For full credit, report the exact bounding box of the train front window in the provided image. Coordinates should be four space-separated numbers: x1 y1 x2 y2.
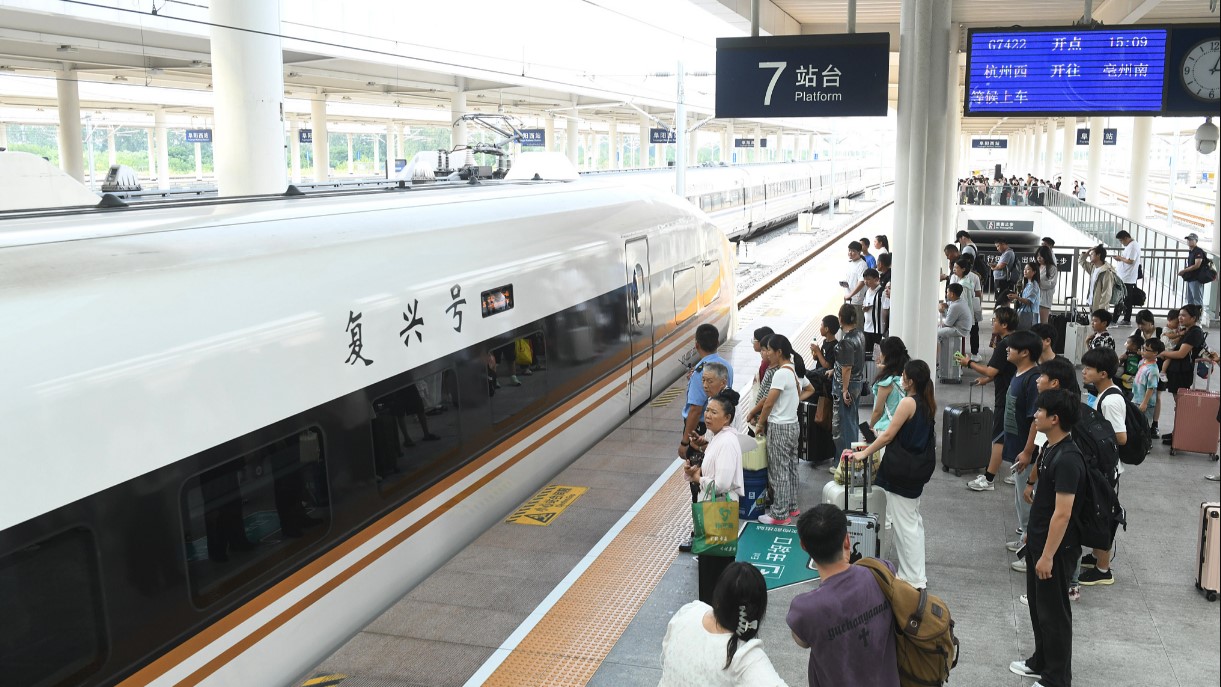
0 527 107 687
371 370 463 496
180 428 330 607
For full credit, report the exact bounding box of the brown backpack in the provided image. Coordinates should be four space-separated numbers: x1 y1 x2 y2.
855 558 960 687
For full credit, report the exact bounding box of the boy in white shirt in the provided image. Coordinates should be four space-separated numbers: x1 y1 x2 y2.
1079 347 1125 588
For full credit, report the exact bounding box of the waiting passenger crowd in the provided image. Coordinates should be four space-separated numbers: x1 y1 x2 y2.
657 231 1217 687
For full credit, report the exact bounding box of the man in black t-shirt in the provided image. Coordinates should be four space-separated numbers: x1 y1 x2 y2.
961 306 1020 492
1179 233 1207 306
1009 389 1084 687
1159 304 1208 445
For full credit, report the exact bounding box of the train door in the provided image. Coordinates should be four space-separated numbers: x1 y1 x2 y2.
626 239 653 412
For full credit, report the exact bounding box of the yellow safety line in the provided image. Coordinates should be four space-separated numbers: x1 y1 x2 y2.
481 470 691 686
301 674 346 687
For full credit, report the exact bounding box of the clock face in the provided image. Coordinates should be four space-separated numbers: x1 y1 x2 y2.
1181 38 1221 101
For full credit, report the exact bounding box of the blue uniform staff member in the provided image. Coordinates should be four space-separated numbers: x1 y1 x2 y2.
1010 389 1085 687
678 323 732 552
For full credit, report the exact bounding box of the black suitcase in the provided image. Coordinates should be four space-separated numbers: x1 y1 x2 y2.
798 400 836 463
1049 312 1069 354
941 384 993 476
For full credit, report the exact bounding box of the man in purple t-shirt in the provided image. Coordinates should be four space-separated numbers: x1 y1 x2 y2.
787 504 900 687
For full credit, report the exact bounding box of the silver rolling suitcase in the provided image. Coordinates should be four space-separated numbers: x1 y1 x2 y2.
845 456 881 561
938 336 963 384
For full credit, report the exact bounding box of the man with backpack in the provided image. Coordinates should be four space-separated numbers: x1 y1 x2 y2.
1078 245 1122 315
1009 389 1085 687
1079 347 1149 587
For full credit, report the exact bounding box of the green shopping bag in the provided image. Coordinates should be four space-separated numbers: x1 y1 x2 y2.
692 485 740 557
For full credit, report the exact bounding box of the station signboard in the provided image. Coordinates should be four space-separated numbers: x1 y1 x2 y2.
519 129 545 147
650 128 677 144
715 33 890 118
972 139 1008 149
299 128 313 144
185 129 212 144
967 218 1036 232
1076 128 1119 145
734 138 755 148
965 25 1220 116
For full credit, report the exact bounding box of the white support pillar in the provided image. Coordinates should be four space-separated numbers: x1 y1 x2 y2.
395 122 405 159
721 128 730 164
0 122 8 150
209 0 286 196
1032 124 1044 178
725 123 735 164
945 45 962 224
609 120 619 169
106 127 116 166
452 80 468 150
1127 117 1152 222
891 0 952 364
637 113 650 167
566 116 579 166
346 133 354 174
546 114 557 155
194 142 203 181
1086 116 1103 203
687 113 698 164
154 106 170 189
146 129 156 181
311 94 329 182
753 125 762 164
1043 118 1055 180
1061 117 1075 185
55 69 84 182
289 120 301 183
372 129 380 176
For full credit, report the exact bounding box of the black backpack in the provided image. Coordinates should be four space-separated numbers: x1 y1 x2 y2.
1072 402 1119 479
1074 456 1128 551
1099 387 1152 466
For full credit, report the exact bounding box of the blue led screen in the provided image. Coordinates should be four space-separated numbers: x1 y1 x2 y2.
965 28 1168 115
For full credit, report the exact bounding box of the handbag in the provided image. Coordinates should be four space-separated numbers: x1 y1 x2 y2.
814 395 832 428
742 435 768 471
514 339 533 366
692 485 739 557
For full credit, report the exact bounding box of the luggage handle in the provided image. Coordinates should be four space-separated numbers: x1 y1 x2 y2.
842 447 872 513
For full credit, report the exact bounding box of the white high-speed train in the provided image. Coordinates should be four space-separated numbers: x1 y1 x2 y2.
0 159 868 687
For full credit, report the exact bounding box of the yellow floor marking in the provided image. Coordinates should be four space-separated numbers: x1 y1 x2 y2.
484 470 690 686
301 674 346 687
505 485 590 526
648 386 684 408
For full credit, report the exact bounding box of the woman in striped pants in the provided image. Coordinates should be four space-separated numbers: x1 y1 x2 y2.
753 334 813 526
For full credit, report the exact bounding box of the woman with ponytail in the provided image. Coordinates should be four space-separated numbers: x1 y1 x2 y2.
751 334 813 526
851 359 936 589
658 562 788 686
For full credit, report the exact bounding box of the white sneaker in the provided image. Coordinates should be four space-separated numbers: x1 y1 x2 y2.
1002 473 1017 485
1011 558 1027 573
971 353 983 362
966 475 995 491
1006 539 1024 552
1019 594 1028 606
1008 660 1041 679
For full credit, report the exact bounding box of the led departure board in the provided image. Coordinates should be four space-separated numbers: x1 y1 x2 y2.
964 28 1168 116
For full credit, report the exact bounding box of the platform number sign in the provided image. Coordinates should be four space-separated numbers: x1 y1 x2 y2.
716 33 889 118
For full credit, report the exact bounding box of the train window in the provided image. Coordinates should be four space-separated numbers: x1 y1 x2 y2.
371 370 463 496
673 267 698 323
180 428 330 607
700 260 721 307
488 333 549 425
481 284 514 318
0 527 107 687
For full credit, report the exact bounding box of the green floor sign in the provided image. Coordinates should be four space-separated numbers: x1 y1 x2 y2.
736 521 820 590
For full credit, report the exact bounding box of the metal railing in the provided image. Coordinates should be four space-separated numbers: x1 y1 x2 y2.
1041 188 1218 319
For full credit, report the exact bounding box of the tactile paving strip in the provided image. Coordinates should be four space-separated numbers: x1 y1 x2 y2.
481 469 691 687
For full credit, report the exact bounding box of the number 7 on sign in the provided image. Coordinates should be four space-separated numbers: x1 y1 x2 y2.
759 61 787 106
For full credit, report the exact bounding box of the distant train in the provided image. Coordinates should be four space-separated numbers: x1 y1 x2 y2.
583 160 875 239
0 158 872 686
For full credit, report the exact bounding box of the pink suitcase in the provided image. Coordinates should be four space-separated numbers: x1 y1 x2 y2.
1170 389 1220 459
1197 502 1220 602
